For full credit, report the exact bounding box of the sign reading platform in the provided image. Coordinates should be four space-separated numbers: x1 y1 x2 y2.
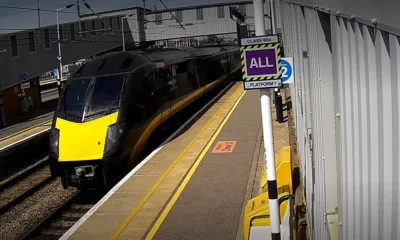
240 35 282 90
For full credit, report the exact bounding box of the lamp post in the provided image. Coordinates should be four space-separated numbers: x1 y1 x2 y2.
56 4 75 94
121 14 134 51
0 49 6 128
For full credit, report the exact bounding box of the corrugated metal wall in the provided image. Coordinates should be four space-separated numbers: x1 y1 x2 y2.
279 0 400 239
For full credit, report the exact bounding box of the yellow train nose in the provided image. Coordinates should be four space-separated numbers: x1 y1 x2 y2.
55 112 119 161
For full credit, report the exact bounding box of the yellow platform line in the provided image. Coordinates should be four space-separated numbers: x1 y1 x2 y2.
145 89 247 239
111 83 243 239
0 120 52 142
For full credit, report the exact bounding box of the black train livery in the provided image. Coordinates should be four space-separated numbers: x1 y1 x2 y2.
49 45 241 190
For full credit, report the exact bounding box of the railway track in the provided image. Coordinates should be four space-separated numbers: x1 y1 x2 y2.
0 158 53 215
21 191 102 240
0 157 49 192
0 159 96 240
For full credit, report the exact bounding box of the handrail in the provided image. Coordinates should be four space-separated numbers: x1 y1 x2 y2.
248 194 294 240
279 194 294 240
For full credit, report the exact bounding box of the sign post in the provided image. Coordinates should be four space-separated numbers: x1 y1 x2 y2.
250 0 281 239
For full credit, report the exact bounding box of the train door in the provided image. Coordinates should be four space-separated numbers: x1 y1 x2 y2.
156 65 171 122
168 65 180 115
139 65 160 124
187 60 200 90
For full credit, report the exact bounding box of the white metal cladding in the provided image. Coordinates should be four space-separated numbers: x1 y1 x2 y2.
279 0 400 239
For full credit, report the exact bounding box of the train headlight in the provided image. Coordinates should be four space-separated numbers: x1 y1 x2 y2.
49 128 60 156
104 122 125 153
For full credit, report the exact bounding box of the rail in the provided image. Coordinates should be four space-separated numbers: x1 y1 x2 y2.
248 194 295 240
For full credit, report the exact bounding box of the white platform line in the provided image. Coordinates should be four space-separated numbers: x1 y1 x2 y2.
0 128 51 152
60 82 235 240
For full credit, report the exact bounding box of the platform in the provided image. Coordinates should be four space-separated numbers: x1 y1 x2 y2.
0 112 53 151
61 82 290 240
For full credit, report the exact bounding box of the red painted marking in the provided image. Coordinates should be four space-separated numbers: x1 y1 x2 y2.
212 141 237 153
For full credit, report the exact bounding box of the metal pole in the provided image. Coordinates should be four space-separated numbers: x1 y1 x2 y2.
270 0 283 122
77 0 82 35
37 0 40 28
57 10 62 95
253 0 280 239
270 0 277 106
122 17 125 51
270 0 276 34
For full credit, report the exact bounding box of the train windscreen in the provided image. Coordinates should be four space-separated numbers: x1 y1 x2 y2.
85 74 125 117
63 78 91 119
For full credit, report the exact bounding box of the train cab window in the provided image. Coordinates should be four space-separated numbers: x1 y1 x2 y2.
85 74 126 117
63 78 91 118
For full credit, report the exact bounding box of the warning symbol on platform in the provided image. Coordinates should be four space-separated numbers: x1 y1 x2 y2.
212 141 237 153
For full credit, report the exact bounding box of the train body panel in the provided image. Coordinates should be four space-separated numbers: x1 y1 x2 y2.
49 45 242 190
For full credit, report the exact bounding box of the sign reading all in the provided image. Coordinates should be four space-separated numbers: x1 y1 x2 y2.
240 34 282 90
244 48 279 77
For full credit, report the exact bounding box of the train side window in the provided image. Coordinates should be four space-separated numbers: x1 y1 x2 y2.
176 62 187 74
153 70 164 91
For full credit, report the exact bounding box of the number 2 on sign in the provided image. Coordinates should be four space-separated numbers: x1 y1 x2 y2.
282 66 288 78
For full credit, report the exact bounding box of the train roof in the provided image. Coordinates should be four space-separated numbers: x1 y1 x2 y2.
70 45 239 78
135 45 238 64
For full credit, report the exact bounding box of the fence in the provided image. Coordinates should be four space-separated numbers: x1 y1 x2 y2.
278 0 400 239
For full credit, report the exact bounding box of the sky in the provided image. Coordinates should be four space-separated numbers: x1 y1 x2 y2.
0 0 244 34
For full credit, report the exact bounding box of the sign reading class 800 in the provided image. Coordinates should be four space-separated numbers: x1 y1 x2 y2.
240 35 282 89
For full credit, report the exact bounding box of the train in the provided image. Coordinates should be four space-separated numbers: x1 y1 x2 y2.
49 45 241 190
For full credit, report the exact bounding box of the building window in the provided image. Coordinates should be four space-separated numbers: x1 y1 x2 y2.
70 24 76 41
59 25 63 41
109 17 113 29
175 10 183 22
101 21 105 33
44 28 51 49
155 13 162 25
196 8 204 20
117 17 121 30
81 22 86 38
238 4 246 14
217 6 225 18
10 35 18 58
28 31 35 53
92 20 96 36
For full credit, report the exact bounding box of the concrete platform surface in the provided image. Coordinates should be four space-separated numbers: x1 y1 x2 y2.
61 82 268 240
0 112 53 150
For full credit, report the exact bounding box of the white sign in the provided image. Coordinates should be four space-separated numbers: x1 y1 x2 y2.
241 35 279 46
281 57 294 84
243 80 282 90
21 82 30 89
53 68 59 80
